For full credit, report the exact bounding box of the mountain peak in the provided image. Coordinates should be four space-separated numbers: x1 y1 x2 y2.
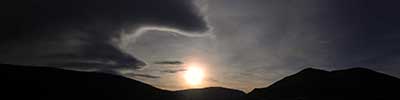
298 67 329 74
283 67 331 81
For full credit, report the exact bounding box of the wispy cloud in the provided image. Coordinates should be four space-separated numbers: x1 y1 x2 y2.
154 61 184 65
161 69 187 73
125 73 161 79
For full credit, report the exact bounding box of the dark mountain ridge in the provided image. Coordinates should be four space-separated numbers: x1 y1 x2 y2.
248 67 400 100
2 64 399 100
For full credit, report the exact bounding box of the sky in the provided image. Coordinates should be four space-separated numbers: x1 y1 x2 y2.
1 0 400 92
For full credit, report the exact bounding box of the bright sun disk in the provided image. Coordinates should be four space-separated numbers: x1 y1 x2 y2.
184 65 204 86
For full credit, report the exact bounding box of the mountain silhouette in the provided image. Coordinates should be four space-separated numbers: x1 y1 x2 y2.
2 64 400 100
248 68 400 100
1 64 245 100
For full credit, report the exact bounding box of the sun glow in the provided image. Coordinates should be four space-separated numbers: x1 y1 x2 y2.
184 64 205 86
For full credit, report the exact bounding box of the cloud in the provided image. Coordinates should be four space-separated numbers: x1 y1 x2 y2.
125 73 161 79
116 26 215 53
161 69 187 73
0 0 209 72
118 26 214 43
154 61 184 65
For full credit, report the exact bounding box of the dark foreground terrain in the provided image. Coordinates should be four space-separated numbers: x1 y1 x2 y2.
2 64 399 100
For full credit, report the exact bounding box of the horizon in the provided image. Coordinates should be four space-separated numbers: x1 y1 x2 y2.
3 63 395 93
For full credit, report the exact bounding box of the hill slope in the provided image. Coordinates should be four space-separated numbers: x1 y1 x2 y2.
2 64 170 100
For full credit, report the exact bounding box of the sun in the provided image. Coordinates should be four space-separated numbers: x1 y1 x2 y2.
184 65 205 86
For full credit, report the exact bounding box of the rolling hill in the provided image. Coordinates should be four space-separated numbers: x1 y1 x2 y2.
1 64 245 100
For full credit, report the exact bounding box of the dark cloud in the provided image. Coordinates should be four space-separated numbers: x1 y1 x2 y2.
0 0 207 71
154 61 184 65
161 69 186 73
125 73 160 79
